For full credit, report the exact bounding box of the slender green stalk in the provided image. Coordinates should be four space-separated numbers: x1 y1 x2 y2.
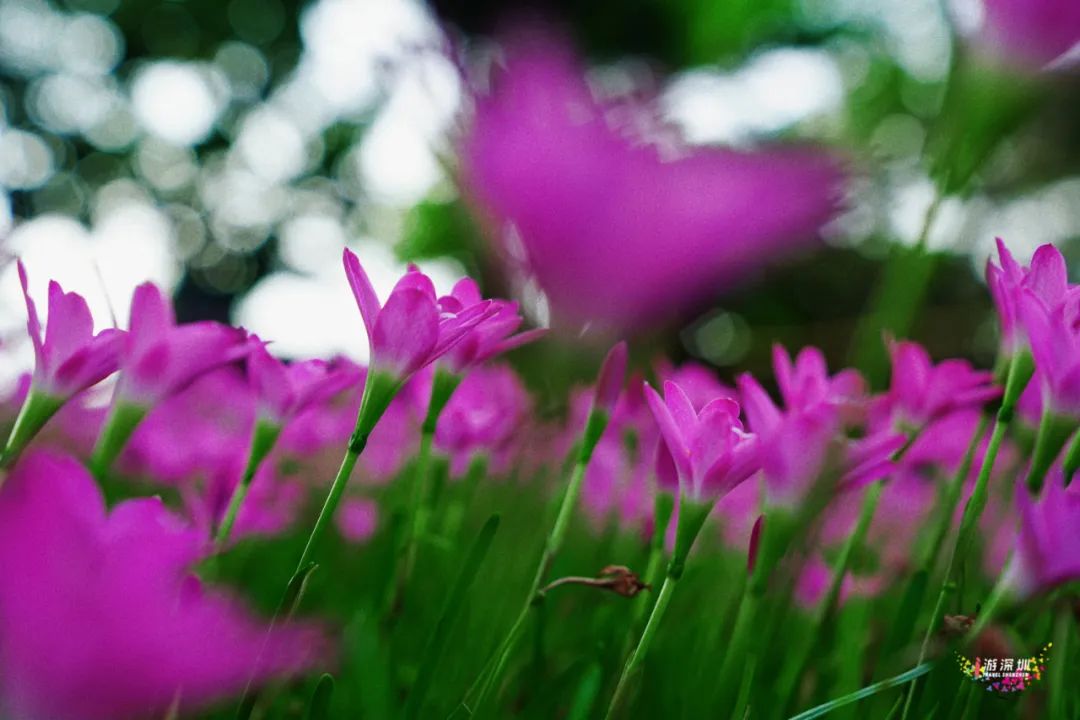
1050 604 1071 720
789 662 936 720
214 420 281 549
294 433 365 575
0 389 62 470
469 460 589 716
919 414 990 573
1025 411 1077 494
603 572 678 720
775 481 884 713
89 401 147 478
899 407 1011 720
402 429 435 579
405 515 500 720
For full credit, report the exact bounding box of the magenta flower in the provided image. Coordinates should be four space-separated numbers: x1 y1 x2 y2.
460 31 845 333
737 345 866 432
877 340 999 429
16 261 124 400
986 239 1072 357
0 451 327 720
117 283 251 408
343 249 494 382
336 497 379 544
644 380 759 505
436 277 545 374
1016 288 1080 418
434 365 531 477
1002 467 1080 598
977 0 1080 69
247 341 356 426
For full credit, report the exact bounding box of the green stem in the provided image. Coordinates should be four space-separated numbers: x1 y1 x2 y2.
0 389 62 469
89 400 147 478
214 420 281 550
919 414 990 573
404 515 500 720
1050 604 1071 720
402 429 435 581
776 481 884 713
899 406 1010 720
1025 411 1076 495
789 662 936 720
469 459 591 716
603 572 678 720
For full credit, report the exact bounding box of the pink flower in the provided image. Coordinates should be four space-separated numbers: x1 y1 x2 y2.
460 30 845 333
342 249 493 381
436 277 545 374
247 341 356 426
17 261 124 400
1017 288 1080 417
0 451 327 720
1003 467 1080 598
434 365 531 477
737 345 866 431
644 380 759 504
986 239 1072 357
336 497 379 544
738 348 898 509
117 283 252 408
977 0 1080 69
877 340 999 429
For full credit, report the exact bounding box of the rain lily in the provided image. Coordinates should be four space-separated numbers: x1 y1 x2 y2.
1002 467 1080 598
247 341 356 427
875 340 1000 430
0 451 326 720
434 365 531 478
2 263 124 466
977 0 1080 69
645 380 759 508
986 239 1072 359
91 283 253 475
436 277 545 375
460 30 845 333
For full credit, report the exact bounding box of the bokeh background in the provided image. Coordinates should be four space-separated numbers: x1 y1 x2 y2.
2 0 1079 397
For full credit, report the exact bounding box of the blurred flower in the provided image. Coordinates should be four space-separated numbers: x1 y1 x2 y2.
738 345 866 432
16 261 124 401
336 497 379 544
116 283 251 408
434 365 531 477
977 0 1080 69
1017 288 1080 418
874 340 999 429
460 30 845 333
1003 467 1080 598
986 239 1072 358
0 451 326 720
247 341 357 426
644 380 759 504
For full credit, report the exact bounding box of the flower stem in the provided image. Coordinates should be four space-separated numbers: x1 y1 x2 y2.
89 400 147 479
603 571 678 720
469 460 589 716
899 404 1010 720
776 480 884 713
0 389 62 470
789 662 936 720
214 420 281 550
1050 603 1071 720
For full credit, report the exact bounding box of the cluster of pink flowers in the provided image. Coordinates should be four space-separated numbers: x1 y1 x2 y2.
5 235 1080 715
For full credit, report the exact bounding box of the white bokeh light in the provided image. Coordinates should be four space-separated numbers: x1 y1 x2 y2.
131 61 224 146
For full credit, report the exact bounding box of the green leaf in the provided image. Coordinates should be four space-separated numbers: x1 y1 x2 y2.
405 514 501 720
305 674 335 720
